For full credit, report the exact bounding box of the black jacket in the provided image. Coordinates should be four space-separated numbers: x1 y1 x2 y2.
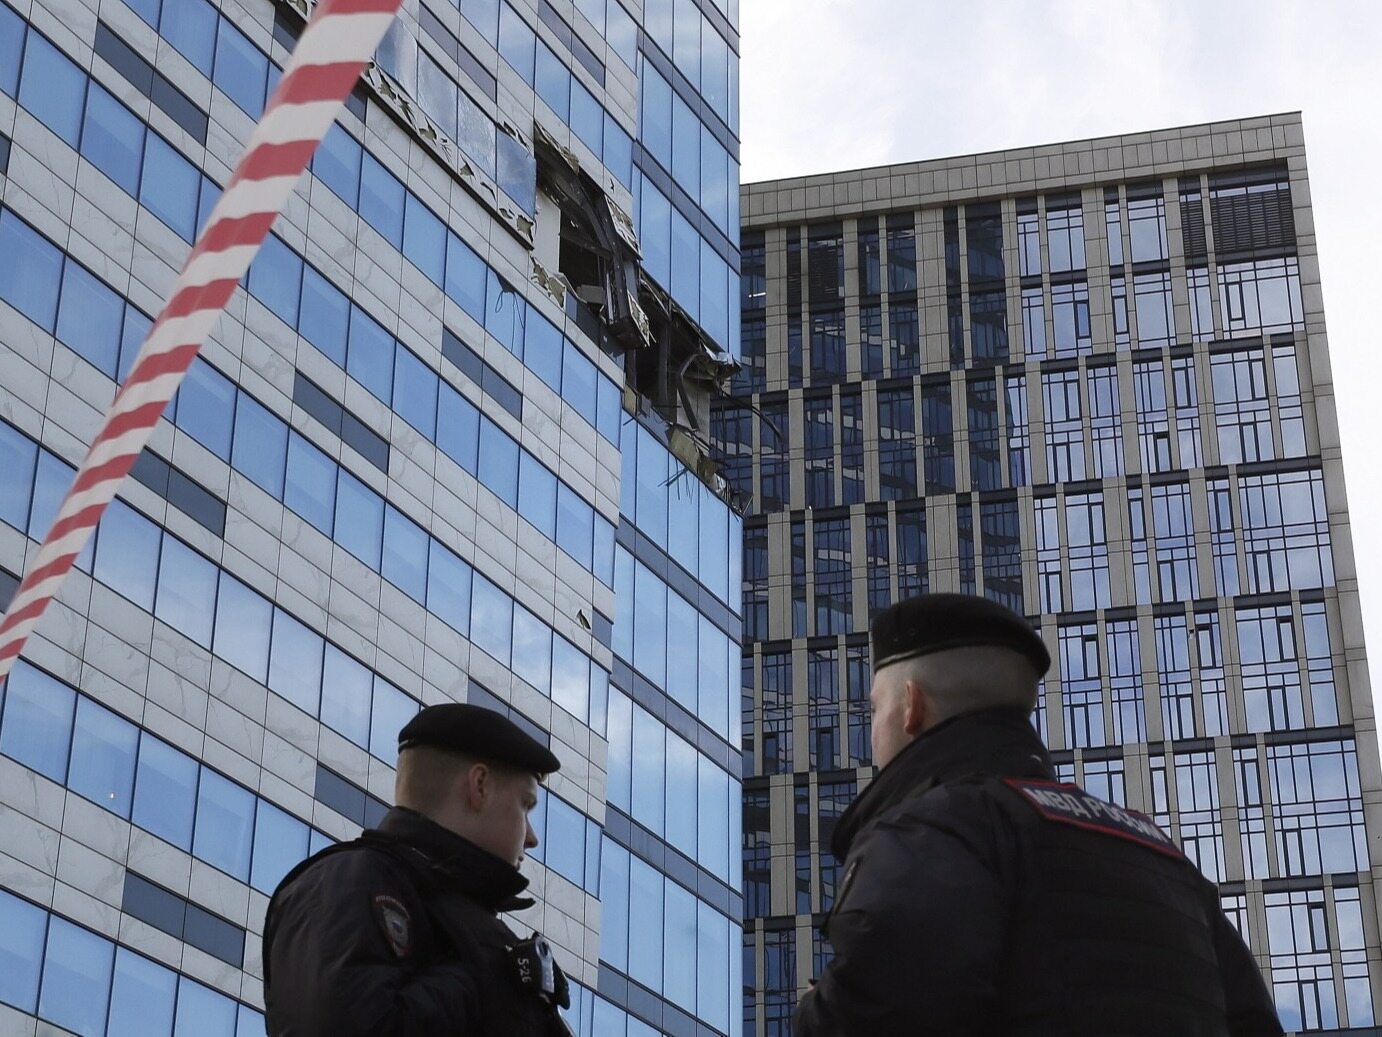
794 708 1283 1036
262 807 560 1036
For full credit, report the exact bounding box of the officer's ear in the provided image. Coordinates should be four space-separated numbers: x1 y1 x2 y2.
901 678 931 736
462 761 493 810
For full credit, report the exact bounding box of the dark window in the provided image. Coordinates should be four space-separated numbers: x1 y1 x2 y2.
921 378 955 493
877 385 916 500
1210 167 1295 256
968 377 1001 491
966 202 1004 283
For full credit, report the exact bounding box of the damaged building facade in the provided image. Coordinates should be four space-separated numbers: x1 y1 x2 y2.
0 0 742 1032
718 117 1382 1035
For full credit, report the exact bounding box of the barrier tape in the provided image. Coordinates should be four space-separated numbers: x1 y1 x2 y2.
0 0 403 683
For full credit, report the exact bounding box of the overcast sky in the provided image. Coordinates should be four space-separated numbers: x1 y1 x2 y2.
739 0 1382 702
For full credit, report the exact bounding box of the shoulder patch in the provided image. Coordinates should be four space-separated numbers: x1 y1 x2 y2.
1003 779 1184 861
372 894 413 958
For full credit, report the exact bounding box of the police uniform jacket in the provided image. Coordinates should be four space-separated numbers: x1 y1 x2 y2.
263 806 559 1036
793 707 1283 1036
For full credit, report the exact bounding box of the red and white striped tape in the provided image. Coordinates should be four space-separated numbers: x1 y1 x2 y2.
0 0 402 684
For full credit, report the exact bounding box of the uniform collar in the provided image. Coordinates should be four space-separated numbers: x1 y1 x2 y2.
830 707 1053 861
371 807 534 912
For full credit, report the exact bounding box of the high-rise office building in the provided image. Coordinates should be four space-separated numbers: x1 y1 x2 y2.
0 0 743 1032
719 115 1381 1035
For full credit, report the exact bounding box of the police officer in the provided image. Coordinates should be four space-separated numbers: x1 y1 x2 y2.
263 703 572 1036
794 593 1283 1036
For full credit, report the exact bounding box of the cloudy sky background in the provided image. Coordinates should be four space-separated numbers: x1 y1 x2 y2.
738 0 1382 701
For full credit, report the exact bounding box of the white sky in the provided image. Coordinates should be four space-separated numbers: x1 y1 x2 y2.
739 0 1382 704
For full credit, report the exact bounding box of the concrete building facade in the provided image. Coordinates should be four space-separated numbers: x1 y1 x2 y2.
718 115 1382 1036
0 0 744 1032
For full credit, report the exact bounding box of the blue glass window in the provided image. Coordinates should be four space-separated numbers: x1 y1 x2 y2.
562 341 597 422
19 33 86 147
697 756 730 881
299 266 350 365
232 394 288 498
534 41 569 120
511 606 552 691
213 575 273 683
193 769 255 881
570 79 603 157
250 799 309 894
56 261 124 377
247 234 303 327
0 210 63 330
284 433 337 533
640 65 672 172
313 123 361 206
639 182 671 289
672 0 701 85
359 153 405 249
550 635 588 721
556 482 593 569
484 269 526 358
437 384 480 473
237 1005 267 1037
0 3 24 97
335 468 384 568
402 194 446 285
701 128 729 231
698 614 729 738
39 917 114 1037
140 134 200 241
671 94 700 198
477 419 519 507
518 452 557 538
196 175 219 237
545 795 585 884
670 209 700 319
267 609 324 716
321 644 372 746
0 661 75 782
369 677 417 765
177 360 236 460
497 4 535 84
607 1 637 69
393 348 438 439
213 20 268 118
161 0 217 74
444 233 487 322
0 890 45 1013
347 306 395 401
605 685 632 808
119 308 152 384
82 85 144 195
174 977 237 1037
665 592 698 712
68 696 138 817
382 505 429 603
664 731 697 857
700 242 729 345
108 948 177 1037
460 0 499 40
525 313 563 391
425 544 471 636
154 537 218 647
132 736 198 849
0 421 37 530
597 841 629 970
470 573 513 664
627 856 664 989
29 452 76 549
594 516 615 587
631 704 665 833
603 113 633 190
662 878 697 1010
634 426 668 545
696 900 731 1029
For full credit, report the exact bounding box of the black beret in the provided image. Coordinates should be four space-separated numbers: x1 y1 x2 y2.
398 704 561 775
870 593 1050 676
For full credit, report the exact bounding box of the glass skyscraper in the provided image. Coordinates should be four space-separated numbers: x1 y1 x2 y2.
719 115 1382 1035
0 0 742 1032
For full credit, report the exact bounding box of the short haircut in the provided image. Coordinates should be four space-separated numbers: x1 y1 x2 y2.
897 645 1040 723
393 745 531 814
